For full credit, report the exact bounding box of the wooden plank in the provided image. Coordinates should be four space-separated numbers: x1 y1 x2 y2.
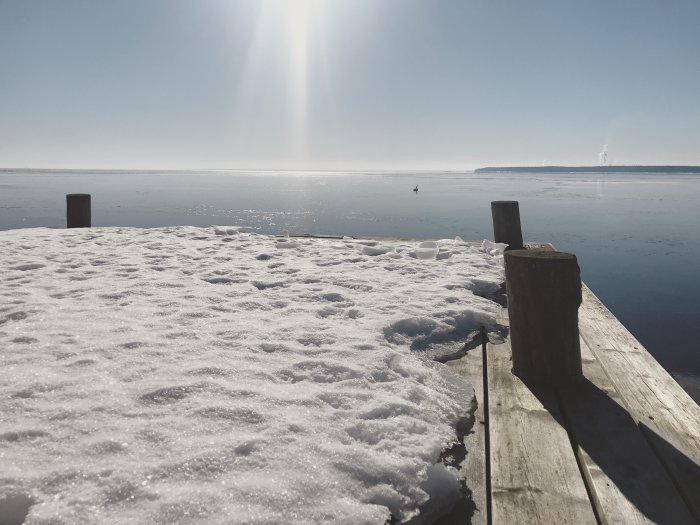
487 311 597 525
559 337 695 524
578 285 700 521
445 346 488 525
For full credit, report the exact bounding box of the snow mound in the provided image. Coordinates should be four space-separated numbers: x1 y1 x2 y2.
0 227 504 524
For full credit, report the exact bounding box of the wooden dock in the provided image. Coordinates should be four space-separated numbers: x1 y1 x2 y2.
446 284 700 524
287 235 700 523
55 197 699 523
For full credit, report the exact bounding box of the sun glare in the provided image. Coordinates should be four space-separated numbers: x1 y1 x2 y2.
232 0 319 164
288 0 315 39
286 0 317 161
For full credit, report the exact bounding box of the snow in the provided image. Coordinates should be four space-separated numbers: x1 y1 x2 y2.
0 227 505 524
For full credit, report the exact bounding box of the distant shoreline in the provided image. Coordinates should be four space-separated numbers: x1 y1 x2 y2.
475 166 700 174
4 166 700 175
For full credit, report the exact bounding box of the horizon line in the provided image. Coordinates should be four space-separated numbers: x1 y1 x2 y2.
3 164 700 174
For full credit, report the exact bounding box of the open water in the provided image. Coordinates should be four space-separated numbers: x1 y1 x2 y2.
1 169 698 397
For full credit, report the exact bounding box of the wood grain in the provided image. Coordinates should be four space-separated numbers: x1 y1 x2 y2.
487 316 596 525
578 284 700 521
445 347 488 525
559 337 695 524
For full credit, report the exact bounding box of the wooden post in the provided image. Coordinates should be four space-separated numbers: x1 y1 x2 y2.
66 194 91 228
491 201 523 249
504 249 583 386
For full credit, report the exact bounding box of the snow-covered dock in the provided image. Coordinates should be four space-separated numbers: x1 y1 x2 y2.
0 227 504 524
1 227 698 524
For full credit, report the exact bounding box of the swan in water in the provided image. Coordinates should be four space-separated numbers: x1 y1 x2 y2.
413 185 419 193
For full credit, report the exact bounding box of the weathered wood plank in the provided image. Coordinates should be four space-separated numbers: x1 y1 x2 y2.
559 337 695 524
578 284 700 521
504 249 583 385
445 347 488 525
487 312 596 525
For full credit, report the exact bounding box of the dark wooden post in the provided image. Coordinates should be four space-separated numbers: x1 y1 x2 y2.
491 200 523 249
504 249 583 386
66 194 91 228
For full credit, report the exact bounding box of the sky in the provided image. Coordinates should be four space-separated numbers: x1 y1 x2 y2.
1 0 699 171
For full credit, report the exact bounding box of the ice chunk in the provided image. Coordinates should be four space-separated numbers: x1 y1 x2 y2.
275 240 300 249
213 226 248 236
415 241 438 260
481 239 508 256
361 245 395 256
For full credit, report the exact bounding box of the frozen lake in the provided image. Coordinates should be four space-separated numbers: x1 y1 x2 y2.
1 169 699 392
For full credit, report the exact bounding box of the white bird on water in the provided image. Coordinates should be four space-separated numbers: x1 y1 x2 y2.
413 185 419 193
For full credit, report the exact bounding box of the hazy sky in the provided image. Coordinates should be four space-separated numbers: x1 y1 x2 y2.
1 0 699 170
